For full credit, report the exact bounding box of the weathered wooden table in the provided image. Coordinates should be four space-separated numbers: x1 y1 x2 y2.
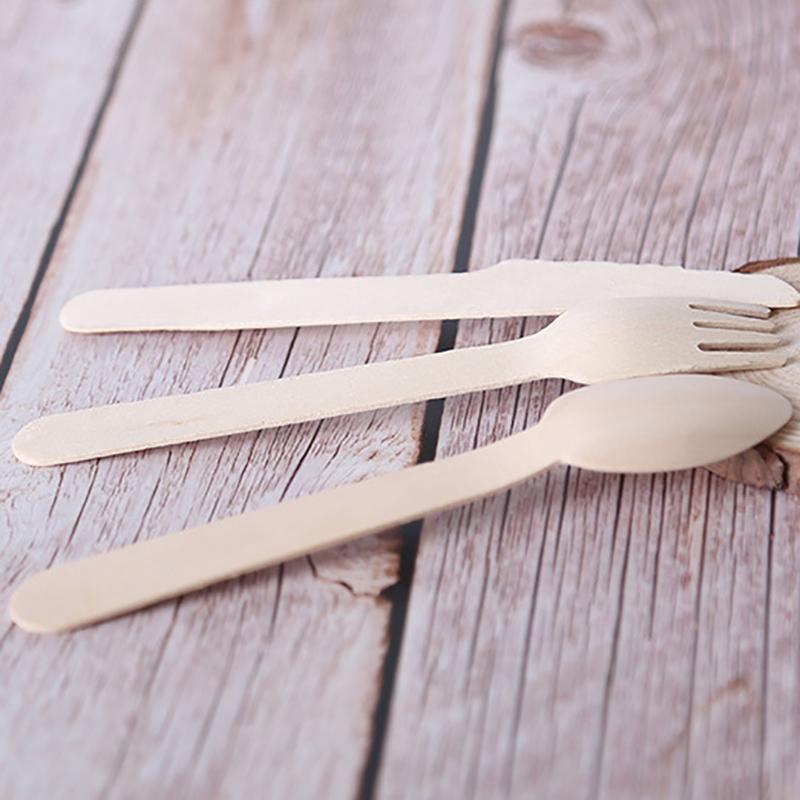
3 1 800 797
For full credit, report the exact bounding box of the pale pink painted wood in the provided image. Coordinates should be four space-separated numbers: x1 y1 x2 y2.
0 0 502 796
5 0 800 797
380 0 800 798
0 0 139 349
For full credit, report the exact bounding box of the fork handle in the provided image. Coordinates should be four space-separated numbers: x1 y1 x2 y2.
13 335 553 467
10 424 557 633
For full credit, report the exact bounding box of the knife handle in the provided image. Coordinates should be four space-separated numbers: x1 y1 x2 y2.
60 261 541 332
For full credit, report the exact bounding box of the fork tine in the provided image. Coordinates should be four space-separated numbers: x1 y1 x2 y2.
688 300 771 319
693 315 776 332
697 348 788 372
697 329 782 351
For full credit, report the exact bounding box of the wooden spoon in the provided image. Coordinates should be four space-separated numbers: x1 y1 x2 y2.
9 375 791 634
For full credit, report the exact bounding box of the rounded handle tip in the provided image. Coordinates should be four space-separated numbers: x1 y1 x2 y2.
11 421 60 467
9 577 66 635
59 291 108 333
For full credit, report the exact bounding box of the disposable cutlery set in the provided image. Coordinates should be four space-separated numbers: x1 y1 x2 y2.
9 259 800 633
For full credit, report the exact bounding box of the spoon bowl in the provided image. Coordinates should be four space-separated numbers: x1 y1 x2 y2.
544 374 791 472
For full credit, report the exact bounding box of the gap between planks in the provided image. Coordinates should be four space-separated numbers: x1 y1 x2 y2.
0 0 147 392
357 1 514 795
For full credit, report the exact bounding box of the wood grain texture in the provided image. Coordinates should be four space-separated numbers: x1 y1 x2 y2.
380 1 800 798
0 0 502 796
707 259 800 493
0 0 139 353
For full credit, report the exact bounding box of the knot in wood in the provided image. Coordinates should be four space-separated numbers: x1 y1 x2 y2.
514 21 605 67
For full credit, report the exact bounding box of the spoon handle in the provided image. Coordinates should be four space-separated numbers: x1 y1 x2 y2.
10 425 557 633
58 259 799 333
13 335 551 467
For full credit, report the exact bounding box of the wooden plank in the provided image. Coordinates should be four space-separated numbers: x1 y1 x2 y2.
0 0 502 796
380 0 800 797
0 0 139 354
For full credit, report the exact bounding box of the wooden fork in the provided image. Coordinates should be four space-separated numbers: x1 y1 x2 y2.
13 297 786 467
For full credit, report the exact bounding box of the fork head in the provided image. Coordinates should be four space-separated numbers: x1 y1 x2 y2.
548 296 786 384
